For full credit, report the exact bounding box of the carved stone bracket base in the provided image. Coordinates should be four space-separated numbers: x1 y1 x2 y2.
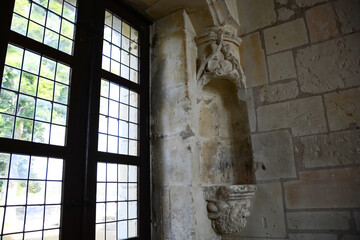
203 185 256 235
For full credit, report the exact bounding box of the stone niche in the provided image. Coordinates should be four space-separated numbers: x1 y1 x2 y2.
196 25 256 236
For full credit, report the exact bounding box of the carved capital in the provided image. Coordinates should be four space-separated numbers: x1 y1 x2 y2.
196 26 246 91
204 185 256 235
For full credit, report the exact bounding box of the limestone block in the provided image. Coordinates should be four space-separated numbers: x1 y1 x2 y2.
169 187 196 239
267 51 297 82
284 167 360 209
240 32 268 88
276 0 289 4
289 233 337 240
301 129 360 168
237 0 276 34
305 3 338 43
234 183 286 238
342 235 360 240
152 187 171 239
238 88 257 133
252 130 296 180
264 19 308 55
151 84 191 136
278 7 295 21
257 96 327 136
151 135 193 187
295 0 328 7
355 211 360 231
296 33 360 94
334 0 360 34
287 211 351 230
259 81 299 104
325 88 360 131
146 0 205 20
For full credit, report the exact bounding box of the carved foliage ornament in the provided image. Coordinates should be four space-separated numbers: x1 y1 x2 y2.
204 185 256 235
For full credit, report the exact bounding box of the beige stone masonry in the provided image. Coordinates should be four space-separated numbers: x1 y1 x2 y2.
259 80 299 103
234 183 286 238
334 0 360 34
296 33 360 94
278 7 295 21
289 233 337 240
240 32 268 88
264 18 308 55
325 87 360 131
295 0 328 7
301 129 360 168
257 96 327 136
342 235 360 240
237 0 276 35
267 51 297 82
287 211 351 230
355 211 360 231
252 130 296 180
284 167 360 209
305 3 338 43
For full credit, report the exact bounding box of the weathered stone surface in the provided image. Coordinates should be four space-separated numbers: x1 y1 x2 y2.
305 3 338 43
264 19 308 54
240 32 268 88
296 33 360 94
295 0 328 7
287 211 351 230
355 211 360 231
267 51 297 82
259 81 298 103
224 237 287 240
234 183 286 238
289 233 337 240
278 7 295 21
301 129 360 168
238 88 257 133
334 0 360 34
237 0 276 34
325 88 360 131
342 235 360 240
252 130 296 180
284 167 360 209
257 96 327 136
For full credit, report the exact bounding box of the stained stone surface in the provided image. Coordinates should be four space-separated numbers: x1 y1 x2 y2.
295 0 328 7
289 233 337 240
324 88 360 131
252 130 296 180
259 81 298 103
301 129 360 168
287 211 351 230
296 33 360 94
355 211 360 231
264 19 308 54
257 96 327 136
267 51 297 82
278 7 295 21
334 0 360 34
342 235 360 240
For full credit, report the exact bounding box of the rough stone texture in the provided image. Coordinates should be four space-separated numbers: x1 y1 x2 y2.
287 211 351 230
284 167 360 209
276 0 289 5
342 235 360 240
264 18 308 54
301 129 360 168
355 211 360 231
305 3 338 43
237 0 277 34
289 233 337 240
334 0 360 34
257 96 327 136
267 51 297 82
238 89 257 133
259 81 299 103
296 33 360 94
234 183 287 238
240 32 269 88
325 88 360 131
252 130 296 180
278 7 295 21
295 0 328 7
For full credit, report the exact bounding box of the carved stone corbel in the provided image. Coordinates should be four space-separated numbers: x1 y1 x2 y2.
196 26 246 92
203 185 256 235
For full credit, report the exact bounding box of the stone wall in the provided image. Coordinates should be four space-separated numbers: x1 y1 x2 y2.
150 0 360 239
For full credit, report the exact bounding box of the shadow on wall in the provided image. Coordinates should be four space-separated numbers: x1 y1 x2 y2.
199 79 255 185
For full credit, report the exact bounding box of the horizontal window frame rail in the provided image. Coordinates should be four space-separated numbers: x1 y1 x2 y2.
101 69 140 92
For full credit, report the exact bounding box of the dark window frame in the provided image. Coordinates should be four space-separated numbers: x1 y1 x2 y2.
0 0 151 239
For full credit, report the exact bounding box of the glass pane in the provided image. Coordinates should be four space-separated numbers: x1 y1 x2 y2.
5 44 24 69
59 36 73 55
107 163 117 182
0 89 18 114
97 183 105 202
106 222 116 240
30 3 46 25
7 180 27 205
98 133 107 152
99 115 108 134
46 181 62 204
118 202 127 220
119 104 128 121
52 103 67 125
128 183 137 200
49 0 63 15
97 163 106 181
25 206 44 231
106 202 116 221
23 50 41 75
128 219 137 238
47 158 63 180
25 231 42 240
35 99 52 122
0 114 15 138
33 121 50 143
3 206 25 234
108 117 118 136
17 94 36 118
118 183 127 201
2 66 21 91
61 19 74 39
128 165 137 182
122 22 130 38
0 153 11 177
103 41 111 57
96 224 105 240
128 201 137 219
14 0 31 18
44 29 59 48
106 183 117 201
27 181 46 204
56 63 71 84
20 72 38 96
46 11 61 32
105 11 112 26
28 21 44 42
54 83 69 104
0 180 8 205
113 16 121 32
10 154 29 179
129 123 137 140
44 229 59 240
14 117 33 141
112 30 121 47
50 124 66 146
63 2 76 22
96 203 105 223
44 205 61 228
118 165 127 182
109 82 119 101
11 14 28 36
38 78 54 100
119 138 128 155
40 57 56 80
118 221 127 239
29 156 47 179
